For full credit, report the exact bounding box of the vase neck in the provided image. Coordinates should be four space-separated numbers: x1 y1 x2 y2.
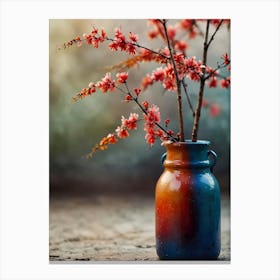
164 141 211 169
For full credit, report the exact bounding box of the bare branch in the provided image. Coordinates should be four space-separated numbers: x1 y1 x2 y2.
182 80 195 117
162 19 185 142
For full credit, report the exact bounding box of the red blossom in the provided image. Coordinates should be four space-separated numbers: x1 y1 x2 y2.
163 78 176 91
188 71 201 81
164 119 170 126
121 113 139 130
108 28 138 55
133 88 141 96
96 73 116 93
144 104 161 146
126 43 137 55
179 19 198 38
106 133 118 144
115 126 129 138
115 112 139 138
167 26 176 40
205 66 218 77
116 72 128 83
95 133 118 153
210 19 222 26
145 133 156 145
175 40 188 51
164 63 175 78
147 19 165 40
66 19 230 153
220 77 230 88
146 104 160 123
167 129 174 136
129 32 138 43
147 30 158 39
100 29 106 42
209 103 221 117
189 30 197 38
125 95 132 102
115 28 126 41
81 27 107 48
152 67 165 81
139 49 155 62
88 82 95 88
142 101 149 110
222 53 230 65
72 82 96 102
180 19 193 29
141 74 154 90
108 41 119 51
208 77 218 88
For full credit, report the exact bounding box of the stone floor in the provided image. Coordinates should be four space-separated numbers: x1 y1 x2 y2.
49 193 230 262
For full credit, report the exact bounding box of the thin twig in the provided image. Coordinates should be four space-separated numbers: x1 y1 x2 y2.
122 82 178 142
206 20 224 49
204 61 230 80
105 37 170 60
182 80 195 117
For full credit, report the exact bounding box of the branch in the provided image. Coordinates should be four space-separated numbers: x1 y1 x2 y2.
162 19 185 142
206 20 224 49
204 61 230 80
182 80 195 117
59 33 170 61
191 20 210 142
105 37 170 60
122 82 178 142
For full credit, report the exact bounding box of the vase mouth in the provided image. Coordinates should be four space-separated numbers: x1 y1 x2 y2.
163 139 210 146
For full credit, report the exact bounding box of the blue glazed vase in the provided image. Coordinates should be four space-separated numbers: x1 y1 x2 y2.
155 140 221 260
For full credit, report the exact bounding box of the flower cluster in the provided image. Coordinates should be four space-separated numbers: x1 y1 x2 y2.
144 104 162 145
61 19 230 156
96 73 116 93
142 104 174 145
83 27 106 48
72 73 117 102
116 113 139 138
87 113 139 158
220 77 231 88
116 72 129 83
142 55 204 92
179 19 199 38
108 28 138 55
71 82 96 102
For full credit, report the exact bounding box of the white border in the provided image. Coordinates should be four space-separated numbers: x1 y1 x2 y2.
1 1 280 279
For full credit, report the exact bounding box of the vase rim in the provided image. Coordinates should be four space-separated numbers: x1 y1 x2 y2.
163 139 210 146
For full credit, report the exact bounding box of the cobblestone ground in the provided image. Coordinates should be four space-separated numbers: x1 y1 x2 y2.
49 194 230 262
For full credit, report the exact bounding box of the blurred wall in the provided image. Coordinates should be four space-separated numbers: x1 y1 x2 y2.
49 19 230 195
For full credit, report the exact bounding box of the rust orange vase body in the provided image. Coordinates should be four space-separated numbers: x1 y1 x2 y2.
155 140 221 260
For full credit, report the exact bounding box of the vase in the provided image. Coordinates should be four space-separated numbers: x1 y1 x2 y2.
155 140 221 260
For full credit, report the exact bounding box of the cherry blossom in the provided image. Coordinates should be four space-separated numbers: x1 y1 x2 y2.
220 77 230 88
115 126 129 139
96 73 116 93
208 77 218 88
62 19 230 155
116 72 128 83
222 53 230 65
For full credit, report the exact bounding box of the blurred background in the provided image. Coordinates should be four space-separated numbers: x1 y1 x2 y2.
49 19 230 197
